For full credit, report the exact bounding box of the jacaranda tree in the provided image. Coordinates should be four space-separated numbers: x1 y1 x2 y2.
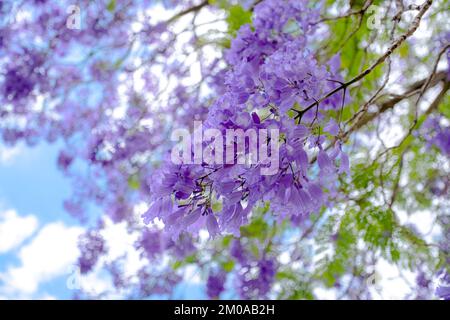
1 0 449 299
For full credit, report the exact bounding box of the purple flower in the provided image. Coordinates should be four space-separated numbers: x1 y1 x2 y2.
324 119 340 136
434 269 450 300
231 239 248 265
422 116 450 157
206 210 220 238
206 270 227 299
238 258 276 299
436 281 450 300
2 50 46 102
77 230 106 274
137 229 165 259
57 150 74 171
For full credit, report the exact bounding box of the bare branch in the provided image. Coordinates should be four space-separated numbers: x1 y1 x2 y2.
293 0 434 118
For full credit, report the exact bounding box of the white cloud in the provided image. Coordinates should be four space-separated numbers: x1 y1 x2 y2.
72 218 146 299
314 287 337 300
369 258 415 300
101 219 139 261
0 145 23 165
184 265 202 285
0 222 83 296
0 214 148 299
0 210 38 254
76 268 115 298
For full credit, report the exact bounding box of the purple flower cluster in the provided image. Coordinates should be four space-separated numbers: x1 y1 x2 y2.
77 230 107 274
137 228 195 260
436 272 450 300
206 270 227 299
238 258 277 299
2 49 47 104
227 239 277 299
142 0 350 240
422 116 450 157
3 0 446 300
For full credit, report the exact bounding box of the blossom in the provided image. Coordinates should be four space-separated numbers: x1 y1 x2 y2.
238 258 276 299
77 230 107 274
206 270 227 299
436 272 450 300
422 116 450 157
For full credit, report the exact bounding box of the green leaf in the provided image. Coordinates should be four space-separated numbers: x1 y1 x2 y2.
399 43 409 58
107 0 116 12
221 260 235 272
208 0 230 9
221 235 233 247
439 94 450 119
172 261 182 270
240 217 268 240
349 0 367 9
276 271 295 281
185 254 197 263
226 5 252 36
212 200 223 213
128 174 140 190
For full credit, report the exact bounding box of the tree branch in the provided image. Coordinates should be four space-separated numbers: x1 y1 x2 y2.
166 0 209 24
345 70 447 136
293 0 434 118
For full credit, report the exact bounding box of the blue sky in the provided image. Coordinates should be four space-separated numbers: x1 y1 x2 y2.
0 142 420 300
0 0 212 299
0 142 73 225
1 0 436 301
0 141 208 299
0 142 82 299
